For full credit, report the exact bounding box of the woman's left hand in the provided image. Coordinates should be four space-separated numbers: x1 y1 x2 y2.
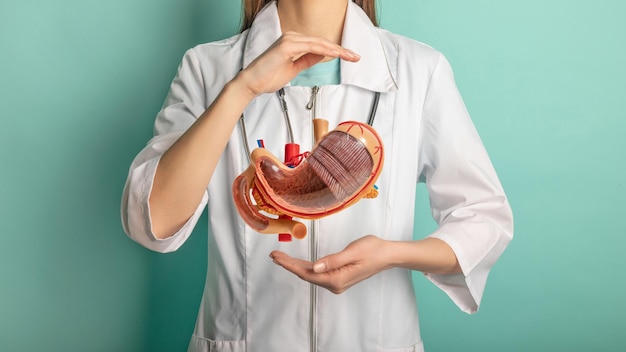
270 235 394 294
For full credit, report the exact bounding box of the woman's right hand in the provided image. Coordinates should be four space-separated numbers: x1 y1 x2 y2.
149 32 359 239
234 31 360 98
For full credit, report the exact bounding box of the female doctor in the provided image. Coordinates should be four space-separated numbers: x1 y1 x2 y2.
121 0 513 351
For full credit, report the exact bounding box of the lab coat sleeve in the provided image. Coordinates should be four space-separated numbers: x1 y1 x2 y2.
417 54 514 314
121 48 209 253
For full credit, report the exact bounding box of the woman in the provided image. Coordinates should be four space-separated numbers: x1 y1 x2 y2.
121 0 513 351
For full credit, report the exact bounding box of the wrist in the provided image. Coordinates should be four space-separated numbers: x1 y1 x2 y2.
389 238 461 275
384 239 406 269
229 70 258 103
369 236 401 271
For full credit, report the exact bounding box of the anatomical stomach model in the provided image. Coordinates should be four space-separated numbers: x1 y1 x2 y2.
232 119 384 240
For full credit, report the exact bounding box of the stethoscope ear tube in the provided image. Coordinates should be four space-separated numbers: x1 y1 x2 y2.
367 92 380 126
239 89 381 157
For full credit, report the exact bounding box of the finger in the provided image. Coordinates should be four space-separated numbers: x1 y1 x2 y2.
271 251 356 294
277 33 361 62
292 53 325 72
313 249 356 273
270 251 314 278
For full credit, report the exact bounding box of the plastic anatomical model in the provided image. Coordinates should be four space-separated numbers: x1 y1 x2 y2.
232 118 384 240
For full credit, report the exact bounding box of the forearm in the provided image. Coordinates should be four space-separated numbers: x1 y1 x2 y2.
147 33 360 239
149 77 255 239
387 237 462 275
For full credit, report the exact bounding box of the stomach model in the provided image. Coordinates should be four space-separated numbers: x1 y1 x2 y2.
232 119 384 240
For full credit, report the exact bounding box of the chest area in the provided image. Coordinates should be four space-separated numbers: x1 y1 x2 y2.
241 86 394 160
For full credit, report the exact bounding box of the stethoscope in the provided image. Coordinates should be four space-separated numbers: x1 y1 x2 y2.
238 86 381 164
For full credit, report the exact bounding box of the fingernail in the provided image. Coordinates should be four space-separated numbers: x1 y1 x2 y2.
313 262 326 273
347 50 360 59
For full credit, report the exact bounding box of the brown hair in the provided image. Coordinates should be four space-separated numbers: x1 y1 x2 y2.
241 0 378 32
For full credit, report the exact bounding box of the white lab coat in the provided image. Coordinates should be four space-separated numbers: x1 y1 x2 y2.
121 2 513 351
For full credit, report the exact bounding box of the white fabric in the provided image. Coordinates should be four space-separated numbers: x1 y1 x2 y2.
121 1 513 351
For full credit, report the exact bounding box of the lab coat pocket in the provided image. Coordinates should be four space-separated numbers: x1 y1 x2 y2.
187 335 246 352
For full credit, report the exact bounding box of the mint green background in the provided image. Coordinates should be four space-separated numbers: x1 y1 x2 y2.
1 0 624 351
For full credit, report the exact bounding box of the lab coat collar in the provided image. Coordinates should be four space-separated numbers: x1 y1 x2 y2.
243 1 398 93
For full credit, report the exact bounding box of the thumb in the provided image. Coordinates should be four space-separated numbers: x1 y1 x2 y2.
292 53 325 72
313 250 354 273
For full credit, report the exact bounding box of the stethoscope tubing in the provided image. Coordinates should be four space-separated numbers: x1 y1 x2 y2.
239 88 381 161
